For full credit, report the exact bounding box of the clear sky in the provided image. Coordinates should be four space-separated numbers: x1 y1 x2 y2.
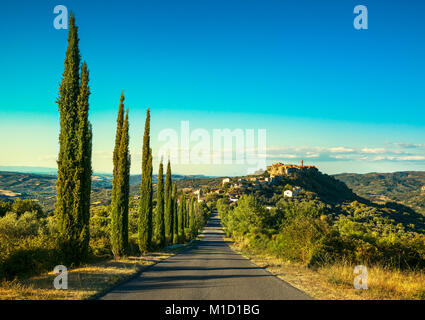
1 0 425 176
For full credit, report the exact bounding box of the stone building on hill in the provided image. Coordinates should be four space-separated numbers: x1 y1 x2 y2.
266 160 315 178
222 178 231 185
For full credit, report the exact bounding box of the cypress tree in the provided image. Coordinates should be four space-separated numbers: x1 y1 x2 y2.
112 92 125 196
187 198 191 237
194 202 200 232
185 197 189 228
172 182 178 244
56 13 92 265
189 197 196 238
167 186 174 245
111 94 130 257
138 109 153 253
76 62 92 259
154 160 165 247
164 160 173 244
178 193 186 243
121 110 130 253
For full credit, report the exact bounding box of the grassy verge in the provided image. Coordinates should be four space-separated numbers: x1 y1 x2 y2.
0 237 201 300
225 237 425 300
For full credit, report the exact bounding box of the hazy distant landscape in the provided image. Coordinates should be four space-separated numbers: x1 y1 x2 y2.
2 168 425 216
0 170 218 213
335 172 425 215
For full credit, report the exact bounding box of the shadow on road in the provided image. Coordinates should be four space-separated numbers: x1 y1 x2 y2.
100 213 313 300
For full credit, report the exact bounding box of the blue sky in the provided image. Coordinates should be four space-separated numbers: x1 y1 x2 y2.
1 0 425 176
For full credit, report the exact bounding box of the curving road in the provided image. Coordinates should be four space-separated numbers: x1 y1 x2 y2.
100 213 312 300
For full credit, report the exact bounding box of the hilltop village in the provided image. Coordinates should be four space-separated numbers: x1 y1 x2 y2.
184 161 317 205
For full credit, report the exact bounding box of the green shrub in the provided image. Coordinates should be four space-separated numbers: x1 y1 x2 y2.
227 195 268 238
89 207 112 257
0 201 12 217
0 245 59 280
0 212 59 279
11 198 44 218
269 215 330 265
222 195 425 270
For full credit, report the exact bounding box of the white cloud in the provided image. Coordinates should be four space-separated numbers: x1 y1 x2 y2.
361 148 386 154
268 153 298 159
264 143 425 164
306 152 320 158
37 154 57 161
391 142 425 149
372 156 386 161
397 156 425 161
329 147 354 153
93 150 112 159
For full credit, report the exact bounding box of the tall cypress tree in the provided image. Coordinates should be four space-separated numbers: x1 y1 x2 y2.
184 196 189 228
111 94 130 257
189 197 196 238
138 109 153 253
56 13 92 265
178 193 186 243
154 160 165 247
121 110 130 254
172 182 178 244
112 92 125 198
194 202 200 233
76 62 92 259
164 160 173 245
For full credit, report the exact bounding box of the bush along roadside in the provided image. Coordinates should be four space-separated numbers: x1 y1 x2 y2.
218 195 425 270
0 233 204 300
0 197 210 282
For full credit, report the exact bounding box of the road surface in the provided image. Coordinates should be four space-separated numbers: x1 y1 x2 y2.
101 213 312 300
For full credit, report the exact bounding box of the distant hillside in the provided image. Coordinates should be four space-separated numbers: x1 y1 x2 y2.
334 171 425 215
231 168 425 234
0 171 215 213
0 166 58 175
280 168 359 204
241 167 359 205
219 171 425 275
0 171 113 212
129 174 214 186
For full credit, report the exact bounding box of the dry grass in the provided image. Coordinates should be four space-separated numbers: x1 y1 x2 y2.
0 253 173 300
0 232 202 300
0 189 21 197
225 237 425 300
319 263 425 300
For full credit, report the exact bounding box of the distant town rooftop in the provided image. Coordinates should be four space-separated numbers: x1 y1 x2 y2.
266 160 315 177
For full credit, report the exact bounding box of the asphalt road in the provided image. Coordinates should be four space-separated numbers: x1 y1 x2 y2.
100 213 313 300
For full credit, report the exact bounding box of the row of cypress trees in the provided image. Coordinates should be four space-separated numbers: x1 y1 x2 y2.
152 158 184 248
111 102 199 257
176 193 200 243
154 159 202 248
55 13 92 265
56 13 204 264
134 107 201 253
110 92 130 257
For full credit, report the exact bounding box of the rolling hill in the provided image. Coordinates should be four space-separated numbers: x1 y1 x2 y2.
0 171 215 213
334 171 425 215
